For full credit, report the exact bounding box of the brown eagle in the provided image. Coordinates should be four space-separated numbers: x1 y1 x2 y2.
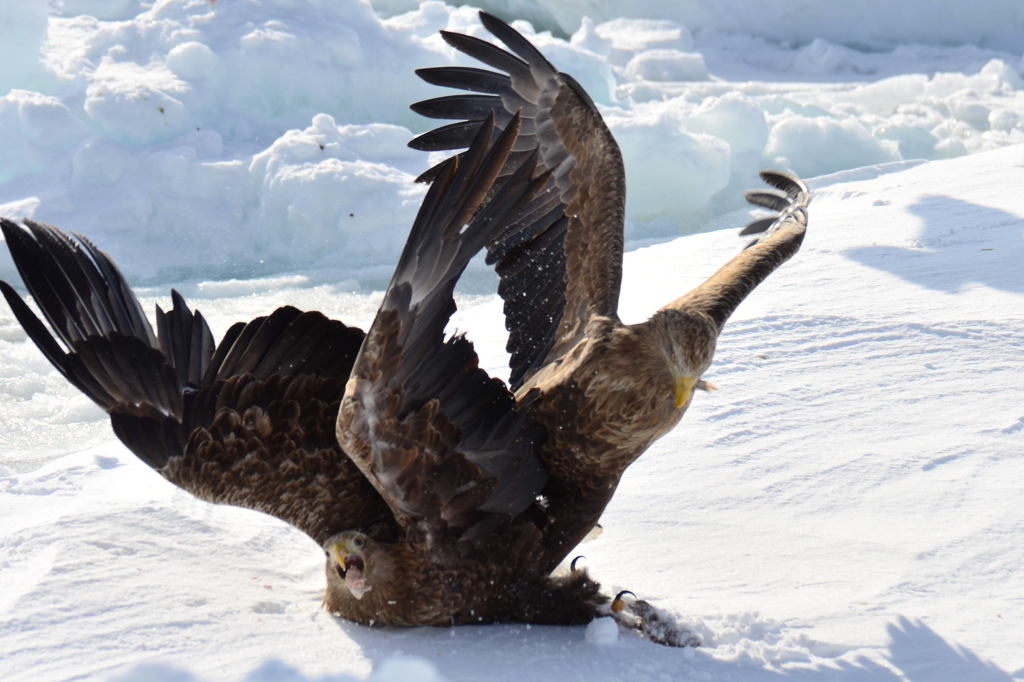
0 13 808 641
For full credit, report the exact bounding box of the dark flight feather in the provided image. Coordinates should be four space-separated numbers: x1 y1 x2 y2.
411 12 625 391
338 111 551 551
0 217 389 545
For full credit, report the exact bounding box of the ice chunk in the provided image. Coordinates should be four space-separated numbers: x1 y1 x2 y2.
570 17 612 58
0 91 90 183
687 93 769 156
593 17 694 67
611 112 730 219
626 50 708 82
84 59 199 145
248 115 425 270
839 74 928 117
166 42 218 81
792 38 881 77
55 0 144 21
0 1 49 93
989 109 1021 131
979 59 1024 91
72 137 130 186
594 18 694 53
948 96 990 127
766 115 900 178
875 124 940 160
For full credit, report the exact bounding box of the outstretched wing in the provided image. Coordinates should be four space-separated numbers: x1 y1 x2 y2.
0 218 393 545
410 11 626 391
662 170 810 330
338 112 549 554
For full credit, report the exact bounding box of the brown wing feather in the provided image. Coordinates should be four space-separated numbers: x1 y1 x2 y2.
546 83 625 357
338 113 550 554
662 171 810 330
0 218 392 545
410 12 626 390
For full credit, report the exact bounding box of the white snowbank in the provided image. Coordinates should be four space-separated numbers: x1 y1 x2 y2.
3 0 1024 284
417 0 1024 53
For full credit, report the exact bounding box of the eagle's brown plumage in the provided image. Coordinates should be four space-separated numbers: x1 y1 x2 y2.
407 12 810 573
0 12 809 637
0 225 395 547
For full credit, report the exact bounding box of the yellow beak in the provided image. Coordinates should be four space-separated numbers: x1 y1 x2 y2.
331 541 370 599
674 375 697 408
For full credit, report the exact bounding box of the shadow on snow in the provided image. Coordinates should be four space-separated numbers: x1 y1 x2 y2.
108 613 1018 680
844 195 1024 294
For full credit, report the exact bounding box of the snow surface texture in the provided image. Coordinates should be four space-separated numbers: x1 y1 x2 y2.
3 0 1024 284
2 0 1024 680
3 146 1023 681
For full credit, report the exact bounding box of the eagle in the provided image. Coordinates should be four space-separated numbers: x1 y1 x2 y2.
0 13 808 643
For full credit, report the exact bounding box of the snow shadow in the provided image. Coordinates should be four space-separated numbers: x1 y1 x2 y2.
102 615 1014 681
844 195 1024 293
327 614 1014 682
883 617 1015 682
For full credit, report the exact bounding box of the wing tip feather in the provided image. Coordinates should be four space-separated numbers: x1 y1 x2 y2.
740 169 810 242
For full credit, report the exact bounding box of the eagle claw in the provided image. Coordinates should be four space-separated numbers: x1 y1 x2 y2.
603 590 701 648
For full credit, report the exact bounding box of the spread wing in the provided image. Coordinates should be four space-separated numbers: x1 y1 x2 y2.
0 218 393 545
410 11 626 391
663 170 810 329
338 112 550 554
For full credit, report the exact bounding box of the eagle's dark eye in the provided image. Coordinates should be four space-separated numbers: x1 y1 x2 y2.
354 537 364 549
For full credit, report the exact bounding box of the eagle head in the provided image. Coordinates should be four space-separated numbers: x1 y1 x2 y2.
324 530 375 600
652 309 718 409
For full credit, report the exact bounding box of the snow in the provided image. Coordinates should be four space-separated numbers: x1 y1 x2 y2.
2 1 1024 680
4 0 1024 281
584 617 619 646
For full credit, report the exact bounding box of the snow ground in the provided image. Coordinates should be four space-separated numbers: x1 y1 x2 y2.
2 1 1024 681
3 140 1022 682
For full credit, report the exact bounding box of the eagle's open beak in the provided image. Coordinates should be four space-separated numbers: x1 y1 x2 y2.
331 541 372 600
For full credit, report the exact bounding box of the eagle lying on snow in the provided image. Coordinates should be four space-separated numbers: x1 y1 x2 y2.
0 13 809 643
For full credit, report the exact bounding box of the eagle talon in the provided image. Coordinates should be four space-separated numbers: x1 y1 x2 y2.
610 589 635 614
604 591 701 648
